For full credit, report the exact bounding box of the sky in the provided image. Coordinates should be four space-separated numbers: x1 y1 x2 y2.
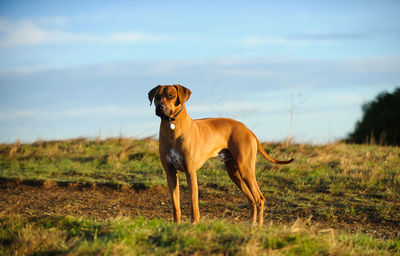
0 0 399 144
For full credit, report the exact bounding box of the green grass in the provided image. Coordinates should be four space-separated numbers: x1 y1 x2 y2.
1 216 399 256
0 138 165 187
1 138 400 255
2 138 398 196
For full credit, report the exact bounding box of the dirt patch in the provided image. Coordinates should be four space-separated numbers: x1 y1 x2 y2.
0 179 247 222
0 179 398 239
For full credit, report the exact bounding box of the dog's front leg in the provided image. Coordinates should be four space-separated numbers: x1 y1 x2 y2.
165 168 181 223
185 171 200 223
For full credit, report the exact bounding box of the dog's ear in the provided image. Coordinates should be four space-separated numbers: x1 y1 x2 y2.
148 85 161 106
174 85 192 105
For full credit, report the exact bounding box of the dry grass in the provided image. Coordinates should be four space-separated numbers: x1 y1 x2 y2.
1 216 399 255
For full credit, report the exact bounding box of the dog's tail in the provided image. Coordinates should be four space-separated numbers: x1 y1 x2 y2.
250 130 294 164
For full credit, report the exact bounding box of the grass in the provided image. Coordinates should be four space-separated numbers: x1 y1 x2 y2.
0 137 164 187
1 138 399 196
1 216 399 255
1 137 400 255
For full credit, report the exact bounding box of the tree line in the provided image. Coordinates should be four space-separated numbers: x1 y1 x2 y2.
347 87 400 146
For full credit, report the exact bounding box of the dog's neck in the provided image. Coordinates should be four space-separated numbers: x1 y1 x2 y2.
159 105 192 140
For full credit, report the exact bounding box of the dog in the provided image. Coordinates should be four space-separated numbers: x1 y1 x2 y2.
148 84 293 225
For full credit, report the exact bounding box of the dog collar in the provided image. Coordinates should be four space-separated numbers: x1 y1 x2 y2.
162 105 184 122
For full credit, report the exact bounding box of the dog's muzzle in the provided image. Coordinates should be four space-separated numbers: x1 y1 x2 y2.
155 104 184 121
156 104 172 120
155 104 164 117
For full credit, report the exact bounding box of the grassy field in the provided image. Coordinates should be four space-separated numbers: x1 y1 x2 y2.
1 137 399 255
2 215 399 255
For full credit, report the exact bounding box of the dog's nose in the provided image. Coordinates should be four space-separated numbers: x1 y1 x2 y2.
156 104 165 111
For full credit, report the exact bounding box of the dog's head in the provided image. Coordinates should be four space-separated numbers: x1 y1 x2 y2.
148 84 191 119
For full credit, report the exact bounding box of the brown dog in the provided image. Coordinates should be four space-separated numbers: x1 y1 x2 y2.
148 84 293 225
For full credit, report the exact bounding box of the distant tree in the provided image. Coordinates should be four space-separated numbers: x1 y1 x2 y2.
348 87 400 145
285 92 307 147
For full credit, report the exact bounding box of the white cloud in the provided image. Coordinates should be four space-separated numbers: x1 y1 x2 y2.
0 105 144 121
345 57 400 73
0 65 50 76
240 33 367 47
0 110 35 121
0 18 166 48
0 19 90 47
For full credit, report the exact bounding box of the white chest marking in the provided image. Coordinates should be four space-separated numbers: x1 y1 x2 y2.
166 149 184 170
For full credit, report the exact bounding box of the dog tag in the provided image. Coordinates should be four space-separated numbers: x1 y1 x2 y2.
170 123 175 130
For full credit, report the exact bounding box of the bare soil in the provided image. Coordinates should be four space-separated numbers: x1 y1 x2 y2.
0 179 248 222
0 179 398 239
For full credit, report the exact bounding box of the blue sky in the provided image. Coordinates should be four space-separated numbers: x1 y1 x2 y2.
0 0 399 143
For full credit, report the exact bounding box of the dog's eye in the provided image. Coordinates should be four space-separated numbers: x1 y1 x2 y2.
155 95 161 100
168 94 175 99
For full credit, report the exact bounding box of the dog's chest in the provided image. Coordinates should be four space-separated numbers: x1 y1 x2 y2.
166 149 185 170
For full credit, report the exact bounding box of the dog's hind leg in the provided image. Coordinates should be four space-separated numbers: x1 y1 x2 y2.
237 161 265 226
232 139 265 225
224 159 257 225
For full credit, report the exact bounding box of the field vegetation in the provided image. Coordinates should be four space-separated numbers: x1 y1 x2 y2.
1 137 399 255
